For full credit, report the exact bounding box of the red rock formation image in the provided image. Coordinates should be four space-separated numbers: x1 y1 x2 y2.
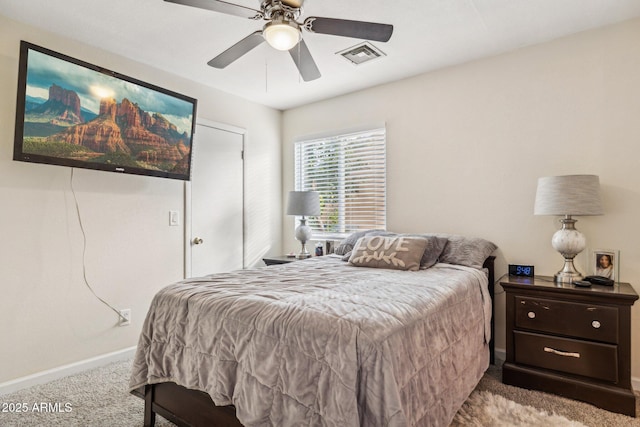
114 98 190 165
149 113 180 138
116 98 145 128
46 97 130 154
100 97 118 120
117 100 183 162
43 91 190 172
30 84 84 125
49 84 82 119
172 152 190 176
176 141 189 157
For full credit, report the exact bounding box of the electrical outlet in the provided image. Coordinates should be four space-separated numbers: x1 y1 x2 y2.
119 309 131 326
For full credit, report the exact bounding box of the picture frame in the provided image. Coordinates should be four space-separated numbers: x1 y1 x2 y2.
590 249 619 282
325 240 336 255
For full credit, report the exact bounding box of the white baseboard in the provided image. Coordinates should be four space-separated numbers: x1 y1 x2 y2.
0 346 136 396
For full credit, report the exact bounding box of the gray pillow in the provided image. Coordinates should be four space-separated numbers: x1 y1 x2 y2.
334 229 390 255
423 233 497 268
348 235 429 271
417 235 448 269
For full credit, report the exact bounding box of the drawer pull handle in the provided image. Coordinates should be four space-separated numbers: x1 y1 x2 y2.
592 320 601 329
544 347 580 358
527 311 536 319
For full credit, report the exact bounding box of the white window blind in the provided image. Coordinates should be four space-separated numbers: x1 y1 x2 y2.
294 127 386 238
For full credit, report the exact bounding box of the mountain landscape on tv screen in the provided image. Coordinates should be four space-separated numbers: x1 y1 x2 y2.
22 84 191 175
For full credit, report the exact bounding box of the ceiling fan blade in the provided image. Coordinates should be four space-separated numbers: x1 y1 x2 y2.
208 31 265 68
164 0 262 19
288 39 321 82
304 17 393 42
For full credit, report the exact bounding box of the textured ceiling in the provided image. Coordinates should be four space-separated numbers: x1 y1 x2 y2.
2 0 640 110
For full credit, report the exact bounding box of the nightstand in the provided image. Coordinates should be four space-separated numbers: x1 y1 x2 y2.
501 275 638 416
262 256 298 266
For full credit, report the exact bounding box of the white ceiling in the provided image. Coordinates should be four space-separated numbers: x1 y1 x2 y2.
2 0 640 110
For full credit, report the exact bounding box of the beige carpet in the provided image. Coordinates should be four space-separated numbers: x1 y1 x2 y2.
0 359 638 426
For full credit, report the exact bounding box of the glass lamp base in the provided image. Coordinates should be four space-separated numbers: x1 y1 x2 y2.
294 219 312 259
552 216 586 284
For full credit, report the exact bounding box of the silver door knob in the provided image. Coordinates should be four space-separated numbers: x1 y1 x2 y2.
193 237 204 245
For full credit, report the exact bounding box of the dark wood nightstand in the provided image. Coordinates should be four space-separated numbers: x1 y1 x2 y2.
262 256 298 266
501 275 638 416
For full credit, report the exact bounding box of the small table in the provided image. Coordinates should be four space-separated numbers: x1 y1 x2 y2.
501 275 638 416
262 255 298 266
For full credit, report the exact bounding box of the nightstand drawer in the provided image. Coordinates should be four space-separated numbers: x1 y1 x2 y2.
515 296 618 343
514 331 618 382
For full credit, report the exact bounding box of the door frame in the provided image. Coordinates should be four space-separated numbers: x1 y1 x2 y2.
184 118 246 278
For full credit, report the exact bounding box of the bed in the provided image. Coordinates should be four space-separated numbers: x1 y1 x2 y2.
130 232 497 427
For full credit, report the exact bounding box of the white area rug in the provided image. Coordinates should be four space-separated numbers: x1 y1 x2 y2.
452 390 587 427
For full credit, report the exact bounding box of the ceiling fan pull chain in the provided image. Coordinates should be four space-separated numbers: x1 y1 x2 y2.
297 42 301 84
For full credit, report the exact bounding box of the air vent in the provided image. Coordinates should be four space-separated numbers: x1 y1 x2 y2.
337 42 386 65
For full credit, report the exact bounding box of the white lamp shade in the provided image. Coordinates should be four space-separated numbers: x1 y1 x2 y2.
263 20 301 51
287 191 320 216
534 175 603 216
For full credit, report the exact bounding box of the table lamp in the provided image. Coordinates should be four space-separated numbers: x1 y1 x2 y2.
534 175 603 283
287 191 320 259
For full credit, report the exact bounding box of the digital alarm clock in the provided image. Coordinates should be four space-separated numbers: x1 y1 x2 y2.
508 264 535 277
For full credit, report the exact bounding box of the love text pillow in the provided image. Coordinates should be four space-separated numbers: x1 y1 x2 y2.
348 235 429 271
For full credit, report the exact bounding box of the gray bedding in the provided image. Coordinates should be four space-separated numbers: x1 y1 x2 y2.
129 255 491 427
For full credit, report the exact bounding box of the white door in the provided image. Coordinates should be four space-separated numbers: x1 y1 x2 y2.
186 120 244 277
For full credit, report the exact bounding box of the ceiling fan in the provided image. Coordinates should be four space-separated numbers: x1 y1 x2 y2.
164 0 393 81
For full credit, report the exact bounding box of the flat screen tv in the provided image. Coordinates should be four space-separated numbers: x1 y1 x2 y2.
13 41 197 181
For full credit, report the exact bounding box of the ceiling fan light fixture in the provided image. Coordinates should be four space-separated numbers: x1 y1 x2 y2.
263 19 301 51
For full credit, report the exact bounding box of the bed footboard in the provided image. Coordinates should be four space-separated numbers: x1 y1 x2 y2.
131 383 242 427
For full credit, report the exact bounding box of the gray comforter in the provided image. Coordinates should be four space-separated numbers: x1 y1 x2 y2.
129 256 491 426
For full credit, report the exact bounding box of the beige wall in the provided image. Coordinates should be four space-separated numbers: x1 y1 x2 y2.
0 15 282 383
283 18 640 383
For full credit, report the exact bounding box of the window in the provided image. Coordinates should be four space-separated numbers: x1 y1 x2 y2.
294 127 386 239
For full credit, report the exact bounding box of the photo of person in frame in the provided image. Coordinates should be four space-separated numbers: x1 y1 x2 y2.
595 252 615 279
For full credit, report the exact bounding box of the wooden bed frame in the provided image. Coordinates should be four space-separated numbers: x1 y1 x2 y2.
132 256 496 427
